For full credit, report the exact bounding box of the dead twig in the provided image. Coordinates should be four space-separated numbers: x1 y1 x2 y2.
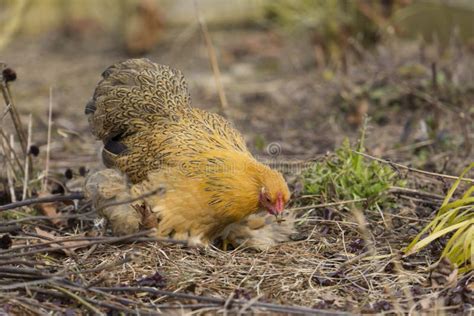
353 150 474 183
0 234 105 255
0 224 21 233
42 87 53 191
21 114 32 200
0 65 28 157
0 277 65 290
94 286 349 315
288 198 368 211
195 3 229 117
0 192 85 212
0 128 24 175
388 186 445 200
94 187 165 214
0 205 93 226
0 229 190 260
0 230 154 260
51 285 105 316
28 286 144 315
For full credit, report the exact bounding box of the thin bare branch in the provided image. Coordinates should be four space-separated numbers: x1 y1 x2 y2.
22 114 32 200
0 192 84 212
195 3 229 117
42 87 53 191
353 150 474 183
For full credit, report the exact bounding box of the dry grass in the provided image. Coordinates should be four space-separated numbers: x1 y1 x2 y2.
0 170 472 315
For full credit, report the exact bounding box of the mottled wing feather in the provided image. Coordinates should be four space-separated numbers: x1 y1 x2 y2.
86 58 191 141
86 58 250 183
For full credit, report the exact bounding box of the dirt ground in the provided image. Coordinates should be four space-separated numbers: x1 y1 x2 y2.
1 26 473 314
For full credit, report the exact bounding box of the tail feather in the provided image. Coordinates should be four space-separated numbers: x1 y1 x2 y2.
86 58 191 142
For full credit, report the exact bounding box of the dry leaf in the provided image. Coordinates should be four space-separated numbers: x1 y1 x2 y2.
37 192 66 227
35 227 90 256
135 203 159 229
418 297 433 310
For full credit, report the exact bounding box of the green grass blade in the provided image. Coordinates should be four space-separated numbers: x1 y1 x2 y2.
439 197 474 215
462 185 474 200
442 163 474 207
406 219 474 254
471 235 474 271
442 221 472 257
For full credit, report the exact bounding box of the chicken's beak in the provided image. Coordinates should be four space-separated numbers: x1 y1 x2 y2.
275 195 285 213
260 191 286 217
266 207 278 216
269 195 285 219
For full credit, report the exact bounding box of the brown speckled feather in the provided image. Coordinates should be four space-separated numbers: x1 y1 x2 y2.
86 58 248 183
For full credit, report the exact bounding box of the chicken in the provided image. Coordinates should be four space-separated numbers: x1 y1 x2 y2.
85 58 291 246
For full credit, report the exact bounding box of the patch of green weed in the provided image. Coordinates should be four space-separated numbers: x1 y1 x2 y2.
303 123 406 208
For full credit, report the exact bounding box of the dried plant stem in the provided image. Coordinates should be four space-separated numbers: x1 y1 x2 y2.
0 235 102 255
0 128 24 175
42 87 53 191
0 101 11 121
353 150 474 183
0 232 188 261
51 285 105 316
196 5 229 116
6 135 16 203
95 286 348 315
94 186 165 213
0 192 84 212
351 208 376 256
22 114 32 200
288 198 367 211
0 230 154 260
0 277 64 290
0 80 27 156
1 207 94 225
1 184 162 220
388 186 444 200
30 286 145 315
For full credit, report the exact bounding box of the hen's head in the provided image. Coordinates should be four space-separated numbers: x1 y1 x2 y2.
258 169 290 216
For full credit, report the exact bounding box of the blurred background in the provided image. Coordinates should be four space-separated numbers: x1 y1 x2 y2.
0 0 473 175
